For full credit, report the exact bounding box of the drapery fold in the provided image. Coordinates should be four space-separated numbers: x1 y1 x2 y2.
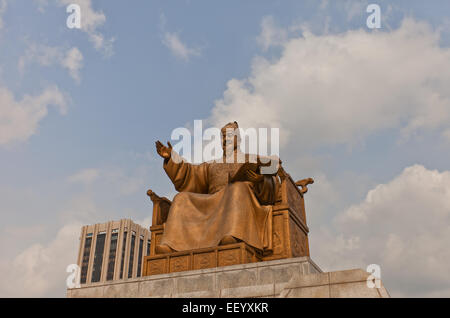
160 153 275 252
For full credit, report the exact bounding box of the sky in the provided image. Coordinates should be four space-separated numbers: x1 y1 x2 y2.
0 0 450 297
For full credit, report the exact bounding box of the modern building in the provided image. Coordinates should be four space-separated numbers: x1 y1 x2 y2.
76 219 151 285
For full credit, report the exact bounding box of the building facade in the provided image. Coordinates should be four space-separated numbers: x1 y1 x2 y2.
76 219 151 285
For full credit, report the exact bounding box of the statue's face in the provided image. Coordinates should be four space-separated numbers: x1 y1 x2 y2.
221 128 239 153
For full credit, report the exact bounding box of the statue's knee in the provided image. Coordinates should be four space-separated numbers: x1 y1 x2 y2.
230 181 252 193
173 192 188 203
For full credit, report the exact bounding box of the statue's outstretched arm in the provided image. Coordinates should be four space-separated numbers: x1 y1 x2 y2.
156 140 209 194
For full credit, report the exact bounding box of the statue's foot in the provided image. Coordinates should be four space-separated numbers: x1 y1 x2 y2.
219 235 238 245
155 244 175 254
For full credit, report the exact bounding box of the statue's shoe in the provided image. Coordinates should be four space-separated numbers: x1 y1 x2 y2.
155 244 175 254
219 235 238 245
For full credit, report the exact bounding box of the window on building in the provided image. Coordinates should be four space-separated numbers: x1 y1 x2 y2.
91 232 106 283
119 232 127 279
128 233 136 278
80 235 92 284
147 239 151 256
137 237 144 277
106 232 118 281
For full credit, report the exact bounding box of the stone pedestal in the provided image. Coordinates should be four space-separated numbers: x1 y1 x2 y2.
66 256 389 298
143 243 261 276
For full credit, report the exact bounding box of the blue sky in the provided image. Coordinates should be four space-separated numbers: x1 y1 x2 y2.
1 0 450 297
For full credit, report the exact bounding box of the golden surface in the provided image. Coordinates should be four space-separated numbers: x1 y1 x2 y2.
143 122 312 275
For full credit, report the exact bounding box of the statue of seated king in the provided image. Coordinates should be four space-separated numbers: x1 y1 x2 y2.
143 121 313 275
154 121 277 254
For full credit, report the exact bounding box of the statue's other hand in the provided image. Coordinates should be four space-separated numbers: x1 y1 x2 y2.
147 189 160 202
246 169 264 184
155 140 173 159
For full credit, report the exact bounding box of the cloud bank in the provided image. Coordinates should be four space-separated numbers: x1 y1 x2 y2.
210 18 450 149
208 17 450 297
0 223 81 297
312 165 450 297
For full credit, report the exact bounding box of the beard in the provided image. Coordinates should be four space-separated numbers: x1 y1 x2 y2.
223 144 236 157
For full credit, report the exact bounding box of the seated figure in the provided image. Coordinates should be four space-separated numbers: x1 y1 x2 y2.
154 121 278 254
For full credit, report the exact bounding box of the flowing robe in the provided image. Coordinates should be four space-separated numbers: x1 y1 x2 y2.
160 153 276 252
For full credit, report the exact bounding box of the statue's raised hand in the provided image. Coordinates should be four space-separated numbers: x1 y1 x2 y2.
155 140 173 159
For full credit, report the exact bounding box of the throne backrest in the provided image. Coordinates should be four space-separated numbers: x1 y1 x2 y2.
274 168 311 229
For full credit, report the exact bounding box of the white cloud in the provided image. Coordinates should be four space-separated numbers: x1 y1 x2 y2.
19 44 83 83
162 32 202 61
135 215 152 230
67 168 100 185
0 193 149 297
0 85 67 145
311 165 450 297
60 0 114 56
343 0 366 22
257 16 288 51
0 169 151 296
159 13 202 61
96 167 146 196
0 224 47 260
0 167 153 297
35 0 114 55
61 47 83 82
0 150 164 297
66 165 150 197
208 17 450 296
209 18 450 149
0 222 81 297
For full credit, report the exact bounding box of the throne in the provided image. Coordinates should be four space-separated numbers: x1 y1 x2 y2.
142 165 313 276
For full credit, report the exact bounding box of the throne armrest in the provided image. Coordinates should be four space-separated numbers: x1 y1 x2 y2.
274 164 313 204
147 189 172 226
295 178 314 194
274 164 313 228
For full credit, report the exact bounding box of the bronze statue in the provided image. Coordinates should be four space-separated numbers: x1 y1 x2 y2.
154 122 277 254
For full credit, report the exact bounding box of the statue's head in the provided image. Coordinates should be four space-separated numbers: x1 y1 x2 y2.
221 121 241 154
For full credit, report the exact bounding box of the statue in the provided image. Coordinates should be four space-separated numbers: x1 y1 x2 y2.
154 121 278 254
